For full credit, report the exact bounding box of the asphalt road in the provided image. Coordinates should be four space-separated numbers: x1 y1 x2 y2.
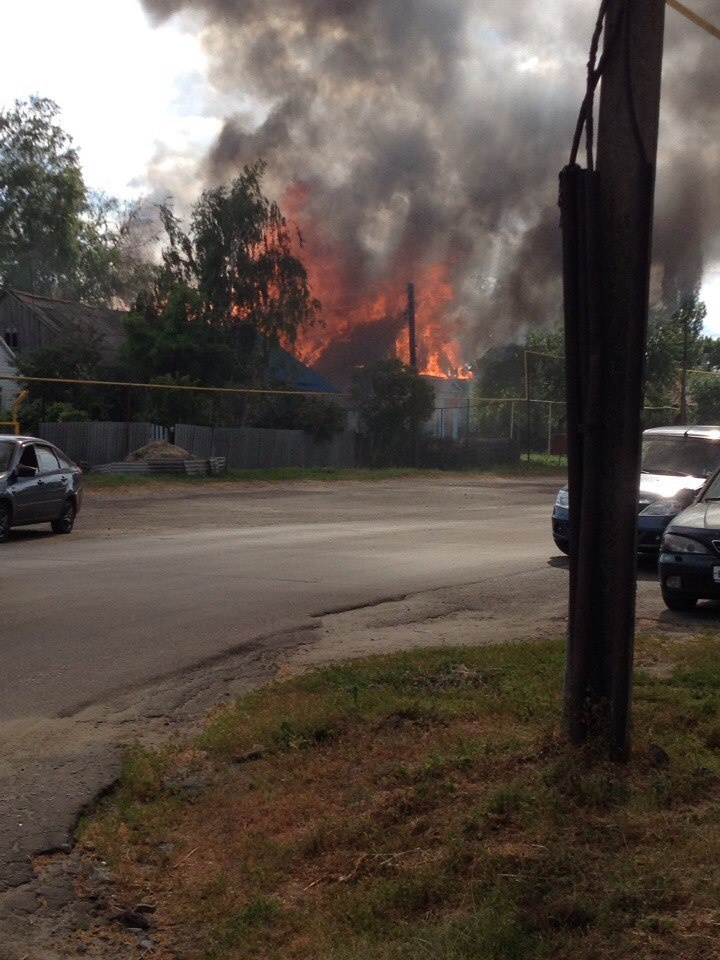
0 473 682 918
2 475 571 721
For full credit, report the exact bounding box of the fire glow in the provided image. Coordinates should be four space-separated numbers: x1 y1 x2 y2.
284 185 472 381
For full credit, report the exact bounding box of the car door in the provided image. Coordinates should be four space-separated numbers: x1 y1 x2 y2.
35 445 66 519
11 444 44 522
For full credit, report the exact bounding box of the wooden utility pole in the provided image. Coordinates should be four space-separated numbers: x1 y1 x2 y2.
407 283 417 369
561 0 666 759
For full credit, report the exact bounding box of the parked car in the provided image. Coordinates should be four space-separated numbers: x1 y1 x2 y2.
0 435 83 543
659 462 720 610
552 426 720 556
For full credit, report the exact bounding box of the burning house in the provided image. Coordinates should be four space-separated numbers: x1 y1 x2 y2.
0 286 340 397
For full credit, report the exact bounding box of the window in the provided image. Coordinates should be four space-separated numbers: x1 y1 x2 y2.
37 446 60 472
18 445 38 470
0 441 15 471
4 329 18 349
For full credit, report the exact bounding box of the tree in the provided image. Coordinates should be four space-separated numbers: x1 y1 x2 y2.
645 291 707 419
121 163 322 425
123 287 243 386
13 323 115 432
0 96 153 303
156 161 320 349
473 330 565 448
0 97 85 295
246 394 346 441
352 358 435 466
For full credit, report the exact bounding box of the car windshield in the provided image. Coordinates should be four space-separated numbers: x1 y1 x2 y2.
641 436 720 479
0 440 16 472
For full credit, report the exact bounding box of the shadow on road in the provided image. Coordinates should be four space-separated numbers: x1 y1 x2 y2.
6 528 55 544
658 600 720 625
547 553 666 586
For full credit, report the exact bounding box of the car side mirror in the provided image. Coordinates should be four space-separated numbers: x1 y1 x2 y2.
16 464 37 478
676 487 697 508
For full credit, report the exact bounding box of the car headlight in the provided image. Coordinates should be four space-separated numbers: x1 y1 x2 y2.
555 489 569 508
639 499 683 517
662 533 711 555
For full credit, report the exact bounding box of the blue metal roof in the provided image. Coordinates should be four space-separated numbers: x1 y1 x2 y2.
268 346 341 394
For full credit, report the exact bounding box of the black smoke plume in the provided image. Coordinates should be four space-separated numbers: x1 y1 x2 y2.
141 0 720 357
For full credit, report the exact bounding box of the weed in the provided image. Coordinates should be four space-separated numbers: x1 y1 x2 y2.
75 634 720 960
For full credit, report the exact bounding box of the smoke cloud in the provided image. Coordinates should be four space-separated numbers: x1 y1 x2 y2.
140 0 720 361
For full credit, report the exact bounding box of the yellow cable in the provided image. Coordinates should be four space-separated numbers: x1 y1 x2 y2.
0 373 347 398
666 0 720 41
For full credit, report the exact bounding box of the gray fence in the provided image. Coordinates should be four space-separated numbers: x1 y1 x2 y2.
39 422 168 465
175 424 356 469
37 421 356 469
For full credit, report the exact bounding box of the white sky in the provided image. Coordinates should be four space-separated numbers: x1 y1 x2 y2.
1 0 719 335
0 0 218 199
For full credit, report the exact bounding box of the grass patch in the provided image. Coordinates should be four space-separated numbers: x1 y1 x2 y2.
83 462 566 490
76 634 720 959
83 466 435 488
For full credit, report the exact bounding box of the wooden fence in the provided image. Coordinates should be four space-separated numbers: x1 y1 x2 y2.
39 422 168 465
37 421 356 469
175 424 356 469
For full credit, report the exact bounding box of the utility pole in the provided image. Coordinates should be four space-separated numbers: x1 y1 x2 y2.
561 0 665 759
407 283 417 369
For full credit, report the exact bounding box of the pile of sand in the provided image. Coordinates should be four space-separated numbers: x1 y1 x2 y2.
126 440 196 462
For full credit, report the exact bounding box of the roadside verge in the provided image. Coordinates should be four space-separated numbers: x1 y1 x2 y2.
67 632 720 959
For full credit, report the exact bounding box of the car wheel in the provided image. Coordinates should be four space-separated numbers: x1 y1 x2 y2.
554 539 570 556
51 499 76 535
0 503 10 543
661 587 697 612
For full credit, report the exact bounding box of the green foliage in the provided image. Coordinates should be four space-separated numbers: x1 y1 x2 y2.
140 374 214 429
645 291 707 411
14 325 116 430
473 330 565 448
123 286 244 387
351 358 435 466
0 97 153 303
474 296 720 441
156 161 320 346
0 96 85 296
475 329 564 404
245 394 346 441
686 372 720 424
120 164 323 427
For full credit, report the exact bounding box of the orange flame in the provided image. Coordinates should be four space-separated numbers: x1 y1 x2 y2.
283 183 472 380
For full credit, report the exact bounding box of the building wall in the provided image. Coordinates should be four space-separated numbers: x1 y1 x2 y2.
0 342 20 413
0 293 57 354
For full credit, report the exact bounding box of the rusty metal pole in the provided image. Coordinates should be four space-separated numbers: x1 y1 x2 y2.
564 0 665 760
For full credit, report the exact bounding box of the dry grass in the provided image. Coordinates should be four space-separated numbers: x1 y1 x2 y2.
76 637 720 959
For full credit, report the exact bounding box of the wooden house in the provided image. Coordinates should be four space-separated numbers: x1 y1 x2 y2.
0 287 127 358
0 338 20 412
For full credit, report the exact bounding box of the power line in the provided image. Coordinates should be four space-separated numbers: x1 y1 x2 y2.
666 0 720 41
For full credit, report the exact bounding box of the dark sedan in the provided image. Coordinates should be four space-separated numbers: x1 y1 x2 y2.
0 435 83 543
659 465 720 610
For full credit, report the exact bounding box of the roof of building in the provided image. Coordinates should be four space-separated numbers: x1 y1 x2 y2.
0 288 127 355
0 337 16 362
268 345 341 394
0 287 340 394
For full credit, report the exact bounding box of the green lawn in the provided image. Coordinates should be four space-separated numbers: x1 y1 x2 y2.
83 461 566 489
77 631 720 959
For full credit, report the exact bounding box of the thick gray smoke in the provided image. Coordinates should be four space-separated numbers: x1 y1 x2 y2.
141 0 720 359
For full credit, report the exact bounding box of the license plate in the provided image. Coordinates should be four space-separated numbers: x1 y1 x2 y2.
714 567 720 584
